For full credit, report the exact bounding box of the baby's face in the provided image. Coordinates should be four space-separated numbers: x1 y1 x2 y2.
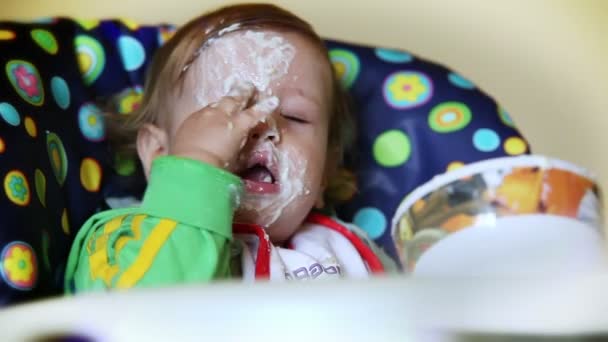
172 30 333 243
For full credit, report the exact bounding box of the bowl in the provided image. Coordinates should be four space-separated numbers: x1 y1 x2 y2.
391 155 606 275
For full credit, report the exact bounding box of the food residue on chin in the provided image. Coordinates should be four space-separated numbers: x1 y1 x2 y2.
237 144 307 227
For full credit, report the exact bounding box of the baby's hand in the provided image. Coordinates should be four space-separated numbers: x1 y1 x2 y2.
170 82 279 170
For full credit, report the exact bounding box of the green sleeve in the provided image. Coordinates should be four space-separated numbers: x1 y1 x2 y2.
64 156 243 292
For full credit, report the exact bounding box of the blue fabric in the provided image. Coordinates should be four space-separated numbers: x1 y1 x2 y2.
0 18 528 305
325 43 529 258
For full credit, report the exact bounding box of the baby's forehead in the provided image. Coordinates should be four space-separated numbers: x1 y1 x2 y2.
195 30 295 94
180 28 332 113
205 30 290 57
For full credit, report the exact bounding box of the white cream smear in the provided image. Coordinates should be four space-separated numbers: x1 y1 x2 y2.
188 30 308 227
192 30 295 107
239 143 309 227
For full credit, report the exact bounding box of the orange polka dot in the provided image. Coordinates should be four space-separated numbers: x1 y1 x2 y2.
0 30 16 40
0 137 5 153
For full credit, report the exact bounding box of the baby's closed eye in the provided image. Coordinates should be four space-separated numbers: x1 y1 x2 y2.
281 112 310 124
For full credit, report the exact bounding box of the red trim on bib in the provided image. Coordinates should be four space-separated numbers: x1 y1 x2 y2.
233 223 271 279
306 213 385 274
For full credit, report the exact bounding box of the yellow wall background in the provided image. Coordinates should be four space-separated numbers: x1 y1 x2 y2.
3 0 608 218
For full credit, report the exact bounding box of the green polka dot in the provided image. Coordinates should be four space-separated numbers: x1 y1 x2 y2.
115 153 136 176
31 29 58 55
373 130 411 167
41 230 52 272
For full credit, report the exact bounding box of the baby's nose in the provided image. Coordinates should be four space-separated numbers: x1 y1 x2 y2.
250 117 280 142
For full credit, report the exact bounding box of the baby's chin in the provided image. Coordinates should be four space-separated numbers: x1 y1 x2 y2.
234 201 311 243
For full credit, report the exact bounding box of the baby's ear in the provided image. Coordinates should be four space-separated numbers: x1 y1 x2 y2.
136 123 169 180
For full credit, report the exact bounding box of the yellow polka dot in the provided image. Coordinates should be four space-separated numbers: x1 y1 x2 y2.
0 30 16 40
76 18 100 30
504 137 527 155
447 161 465 172
24 116 37 137
120 18 140 30
61 208 70 235
0 137 5 153
80 158 102 192
333 62 346 80
77 52 93 74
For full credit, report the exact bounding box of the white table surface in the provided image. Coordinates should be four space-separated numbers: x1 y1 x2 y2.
1 275 607 341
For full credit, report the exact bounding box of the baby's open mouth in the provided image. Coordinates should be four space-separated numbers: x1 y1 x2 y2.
238 151 280 194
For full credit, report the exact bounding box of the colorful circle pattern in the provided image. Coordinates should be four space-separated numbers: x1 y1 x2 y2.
5 60 44 106
75 35 106 85
114 153 137 176
34 169 46 207
498 107 515 127
448 72 475 89
117 36 146 72
383 71 432 109
51 76 70 110
76 19 100 30
373 130 412 167
4 170 30 206
353 207 387 239
31 29 58 55
473 128 501 152
24 116 37 137
158 26 176 45
1 241 37 290
428 102 472 133
61 208 70 235
46 131 68 186
0 30 16 40
78 103 105 141
80 158 102 192
0 102 21 126
329 49 360 89
116 86 143 114
375 48 413 63
504 136 527 155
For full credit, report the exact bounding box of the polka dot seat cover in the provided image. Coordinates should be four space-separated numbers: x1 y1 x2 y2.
0 18 529 305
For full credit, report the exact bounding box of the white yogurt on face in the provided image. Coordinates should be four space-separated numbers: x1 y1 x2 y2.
191 30 296 108
184 29 305 228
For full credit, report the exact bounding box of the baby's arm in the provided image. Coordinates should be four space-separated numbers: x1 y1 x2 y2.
65 156 241 291
65 82 276 292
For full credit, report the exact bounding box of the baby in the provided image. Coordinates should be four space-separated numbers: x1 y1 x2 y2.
65 3 394 290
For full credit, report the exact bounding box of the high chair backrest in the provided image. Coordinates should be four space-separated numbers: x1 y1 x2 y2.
0 18 528 305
